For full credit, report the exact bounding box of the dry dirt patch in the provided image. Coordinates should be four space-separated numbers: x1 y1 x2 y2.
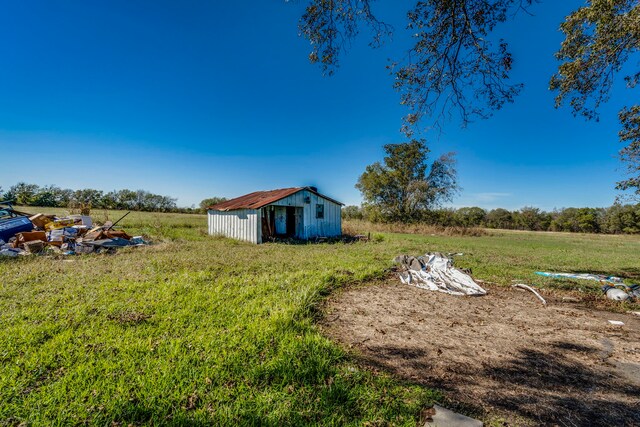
322 281 640 426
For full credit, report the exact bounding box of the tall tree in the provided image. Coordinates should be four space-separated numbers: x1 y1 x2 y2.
455 206 487 227
294 0 639 193
356 139 458 221
550 0 639 199
515 206 551 231
5 183 39 206
550 0 638 121
616 105 640 199
485 208 513 229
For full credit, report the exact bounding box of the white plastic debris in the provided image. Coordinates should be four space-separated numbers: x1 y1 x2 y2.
602 285 630 301
512 284 547 306
395 253 486 296
608 320 625 326
424 404 483 427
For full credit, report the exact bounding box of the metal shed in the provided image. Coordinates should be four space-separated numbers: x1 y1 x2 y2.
207 187 343 243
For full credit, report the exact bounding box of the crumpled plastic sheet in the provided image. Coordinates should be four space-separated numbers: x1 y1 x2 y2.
394 253 487 296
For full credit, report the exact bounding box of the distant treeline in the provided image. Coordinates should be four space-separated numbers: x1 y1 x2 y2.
342 205 640 234
0 182 199 213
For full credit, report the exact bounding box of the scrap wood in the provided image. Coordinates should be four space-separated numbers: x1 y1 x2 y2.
23 240 45 254
28 213 53 228
512 284 547 306
15 231 47 247
83 229 131 241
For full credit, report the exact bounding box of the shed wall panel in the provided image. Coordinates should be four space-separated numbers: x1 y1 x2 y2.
207 209 259 243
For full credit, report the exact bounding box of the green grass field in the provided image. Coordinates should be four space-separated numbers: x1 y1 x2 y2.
1 209 639 425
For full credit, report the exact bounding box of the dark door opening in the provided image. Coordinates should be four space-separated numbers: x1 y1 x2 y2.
286 207 296 237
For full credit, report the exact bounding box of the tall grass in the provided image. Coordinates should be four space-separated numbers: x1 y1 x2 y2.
343 219 488 237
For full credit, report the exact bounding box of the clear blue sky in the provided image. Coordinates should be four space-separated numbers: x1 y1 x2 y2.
0 1 634 210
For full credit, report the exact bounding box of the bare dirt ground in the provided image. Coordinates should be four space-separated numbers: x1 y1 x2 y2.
321 280 640 426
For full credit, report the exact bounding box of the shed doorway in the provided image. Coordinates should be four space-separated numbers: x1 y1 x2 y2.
284 206 303 238
261 206 303 241
286 207 296 236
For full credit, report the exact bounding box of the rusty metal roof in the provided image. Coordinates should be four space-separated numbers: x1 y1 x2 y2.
208 187 343 211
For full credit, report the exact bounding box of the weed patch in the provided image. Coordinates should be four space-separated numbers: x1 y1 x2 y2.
106 311 152 325
344 219 487 237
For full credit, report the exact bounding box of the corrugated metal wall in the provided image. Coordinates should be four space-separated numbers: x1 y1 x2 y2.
207 209 260 244
268 190 341 239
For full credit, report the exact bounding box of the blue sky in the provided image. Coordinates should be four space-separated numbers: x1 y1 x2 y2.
0 1 635 210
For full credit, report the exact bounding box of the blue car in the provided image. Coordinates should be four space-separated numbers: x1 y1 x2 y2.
0 205 34 242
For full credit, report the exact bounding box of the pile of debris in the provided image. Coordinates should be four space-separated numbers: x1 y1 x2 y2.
0 204 148 257
536 271 640 301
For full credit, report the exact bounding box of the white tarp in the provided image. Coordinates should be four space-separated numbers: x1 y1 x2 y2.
394 253 487 296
